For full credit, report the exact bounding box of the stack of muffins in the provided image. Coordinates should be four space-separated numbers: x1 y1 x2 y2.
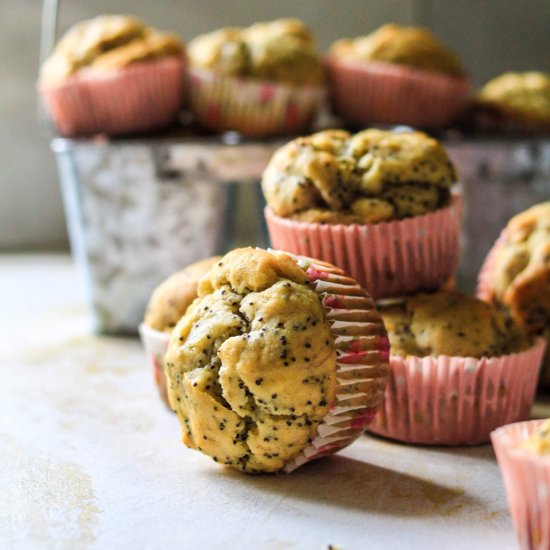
261 127 547 446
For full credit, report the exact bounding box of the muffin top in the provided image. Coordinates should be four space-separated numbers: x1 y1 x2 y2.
164 248 337 473
380 291 529 358
476 72 550 124
329 24 465 77
144 256 221 332
486 202 550 336
187 18 324 85
262 128 457 224
40 15 184 84
521 419 550 455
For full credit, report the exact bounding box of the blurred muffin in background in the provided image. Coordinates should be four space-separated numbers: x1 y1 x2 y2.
187 18 325 137
465 72 550 135
327 24 470 129
39 15 186 137
140 256 220 407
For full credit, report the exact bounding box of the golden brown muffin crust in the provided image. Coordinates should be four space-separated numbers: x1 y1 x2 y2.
187 18 324 86
380 291 529 358
476 72 550 125
330 24 465 77
40 15 184 83
144 256 221 332
165 248 336 473
489 203 550 335
262 128 456 223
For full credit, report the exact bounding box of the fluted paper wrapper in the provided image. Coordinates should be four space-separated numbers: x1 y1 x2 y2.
369 338 546 445
280 253 389 472
39 56 186 137
477 233 550 391
265 194 462 300
139 323 171 408
492 420 550 550
188 67 325 138
326 57 470 129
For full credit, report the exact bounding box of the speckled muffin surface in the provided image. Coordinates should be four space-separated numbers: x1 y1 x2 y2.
380 291 529 358
40 15 184 84
187 18 323 86
165 248 337 473
262 129 457 224
329 24 465 77
476 72 550 127
164 247 389 473
144 256 221 332
487 202 550 336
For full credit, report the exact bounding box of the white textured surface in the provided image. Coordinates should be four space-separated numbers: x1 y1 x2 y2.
2 254 549 550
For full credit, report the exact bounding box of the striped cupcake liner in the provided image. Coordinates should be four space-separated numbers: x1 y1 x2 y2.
277 252 389 472
39 56 186 137
188 67 325 138
139 323 171 408
265 193 462 300
368 338 546 445
326 57 470 129
492 420 550 550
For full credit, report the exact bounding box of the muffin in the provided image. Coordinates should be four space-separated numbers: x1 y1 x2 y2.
477 202 550 390
139 256 220 406
263 128 462 299
492 419 550 550
187 18 325 137
368 290 545 445
467 72 550 135
327 24 470 128
38 15 186 136
164 247 389 473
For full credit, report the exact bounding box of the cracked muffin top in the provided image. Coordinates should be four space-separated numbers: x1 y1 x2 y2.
476 72 550 125
262 128 457 224
485 202 550 337
40 15 184 84
164 248 337 473
329 24 465 77
380 291 529 358
144 256 221 332
187 18 324 86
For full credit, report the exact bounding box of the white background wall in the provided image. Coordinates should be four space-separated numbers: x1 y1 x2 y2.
2 0 549 250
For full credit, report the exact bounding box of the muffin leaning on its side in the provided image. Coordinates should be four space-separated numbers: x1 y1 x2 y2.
164 247 389 473
263 128 462 299
477 202 550 390
368 290 545 445
327 24 470 128
187 18 325 137
38 15 186 136
467 72 550 135
492 419 550 550
139 256 220 407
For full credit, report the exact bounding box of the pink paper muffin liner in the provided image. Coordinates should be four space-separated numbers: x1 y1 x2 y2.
368 337 546 445
188 67 325 138
265 193 462 300
277 253 390 472
491 420 550 550
477 233 550 391
326 57 470 129
39 56 186 137
139 323 171 408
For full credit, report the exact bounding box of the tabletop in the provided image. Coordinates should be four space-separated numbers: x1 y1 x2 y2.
2 254 549 550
